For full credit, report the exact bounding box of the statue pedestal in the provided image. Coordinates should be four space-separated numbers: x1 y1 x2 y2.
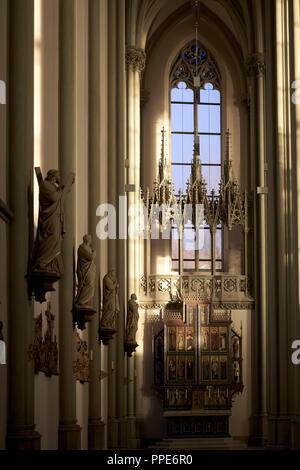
73 306 96 331
27 271 60 303
124 342 138 357
99 326 116 346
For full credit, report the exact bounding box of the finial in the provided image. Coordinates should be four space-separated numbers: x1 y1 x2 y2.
224 129 234 183
225 129 232 163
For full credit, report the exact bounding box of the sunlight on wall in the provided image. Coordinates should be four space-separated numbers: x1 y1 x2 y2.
156 256 171 274
34 0 42 226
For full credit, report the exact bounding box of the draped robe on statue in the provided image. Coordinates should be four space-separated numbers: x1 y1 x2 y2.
101 272 120 329
75 243 96 308
32 180 65 275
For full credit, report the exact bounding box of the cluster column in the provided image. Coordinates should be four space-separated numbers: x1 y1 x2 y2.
7 0 41 450
125 45 146 449
58 0 81 450
246 50 268 446
87 0 107 450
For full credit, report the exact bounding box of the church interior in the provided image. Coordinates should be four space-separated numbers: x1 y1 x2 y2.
0 0 300 451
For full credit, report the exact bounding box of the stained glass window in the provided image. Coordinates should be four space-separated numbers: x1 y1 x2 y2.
170 41 222 272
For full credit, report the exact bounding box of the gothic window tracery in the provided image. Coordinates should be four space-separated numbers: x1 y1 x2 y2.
170 41 222 272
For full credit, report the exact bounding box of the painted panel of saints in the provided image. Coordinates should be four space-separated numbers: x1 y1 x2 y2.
168 357 176 380
176 357 185 380
186 327 194 351
167 390 176 407
219 327 227 351
202 357 210 381
220 356 227 380
188 306 195 326
201 327 209 351
168 327 176 352
186 357 194 381
233 360 240 383
211 357 219 380
210 327 219 351
177 327 185 351
177 389 187 407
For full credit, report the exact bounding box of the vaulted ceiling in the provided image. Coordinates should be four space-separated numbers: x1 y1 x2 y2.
127 0 263 62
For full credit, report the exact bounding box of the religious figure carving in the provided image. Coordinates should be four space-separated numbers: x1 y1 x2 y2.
73 332 89 383
233 337 239 359
124 294 139 356
28 303 58 376
73 235 97 330
99 270 119 345
101 270 120 329
28 168 75 303
32 169 75 276
75 235 96 309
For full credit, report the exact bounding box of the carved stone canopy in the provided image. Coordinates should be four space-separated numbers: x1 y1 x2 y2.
126 46 146 73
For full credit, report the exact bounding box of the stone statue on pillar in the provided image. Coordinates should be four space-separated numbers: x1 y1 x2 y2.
28 168 75 303
73 235 97 330
124 293 139 357
99 270 119 345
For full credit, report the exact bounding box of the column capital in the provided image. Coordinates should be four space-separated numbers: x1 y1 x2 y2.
126 46 146 73
246 53 266 78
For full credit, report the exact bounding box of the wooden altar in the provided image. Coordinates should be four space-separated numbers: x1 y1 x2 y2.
153 302 243 437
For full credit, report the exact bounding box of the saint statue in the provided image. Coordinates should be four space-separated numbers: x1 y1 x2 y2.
31 169 75 276
125 294 139 345
75 235 96 309
233 337 239 358
101 270 120 329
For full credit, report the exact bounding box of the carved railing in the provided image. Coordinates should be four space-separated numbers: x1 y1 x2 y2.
140 274 253 309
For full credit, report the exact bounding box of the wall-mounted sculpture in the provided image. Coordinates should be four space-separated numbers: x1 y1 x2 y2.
73 235 97 330
27 168 75 303
0 320 6 365
124 294 139 357
99 270 119 345
28 302 59 376
73 331 89 383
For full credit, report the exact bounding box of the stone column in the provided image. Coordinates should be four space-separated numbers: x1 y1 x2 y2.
106 0 118 449
87 0 106 450
125 44 146 450
58 0 81 450
246 51 268 445
290 0 300 449
7 0 41 450
116 0 127 450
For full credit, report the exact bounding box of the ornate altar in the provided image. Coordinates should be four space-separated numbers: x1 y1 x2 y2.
153 302 243 437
